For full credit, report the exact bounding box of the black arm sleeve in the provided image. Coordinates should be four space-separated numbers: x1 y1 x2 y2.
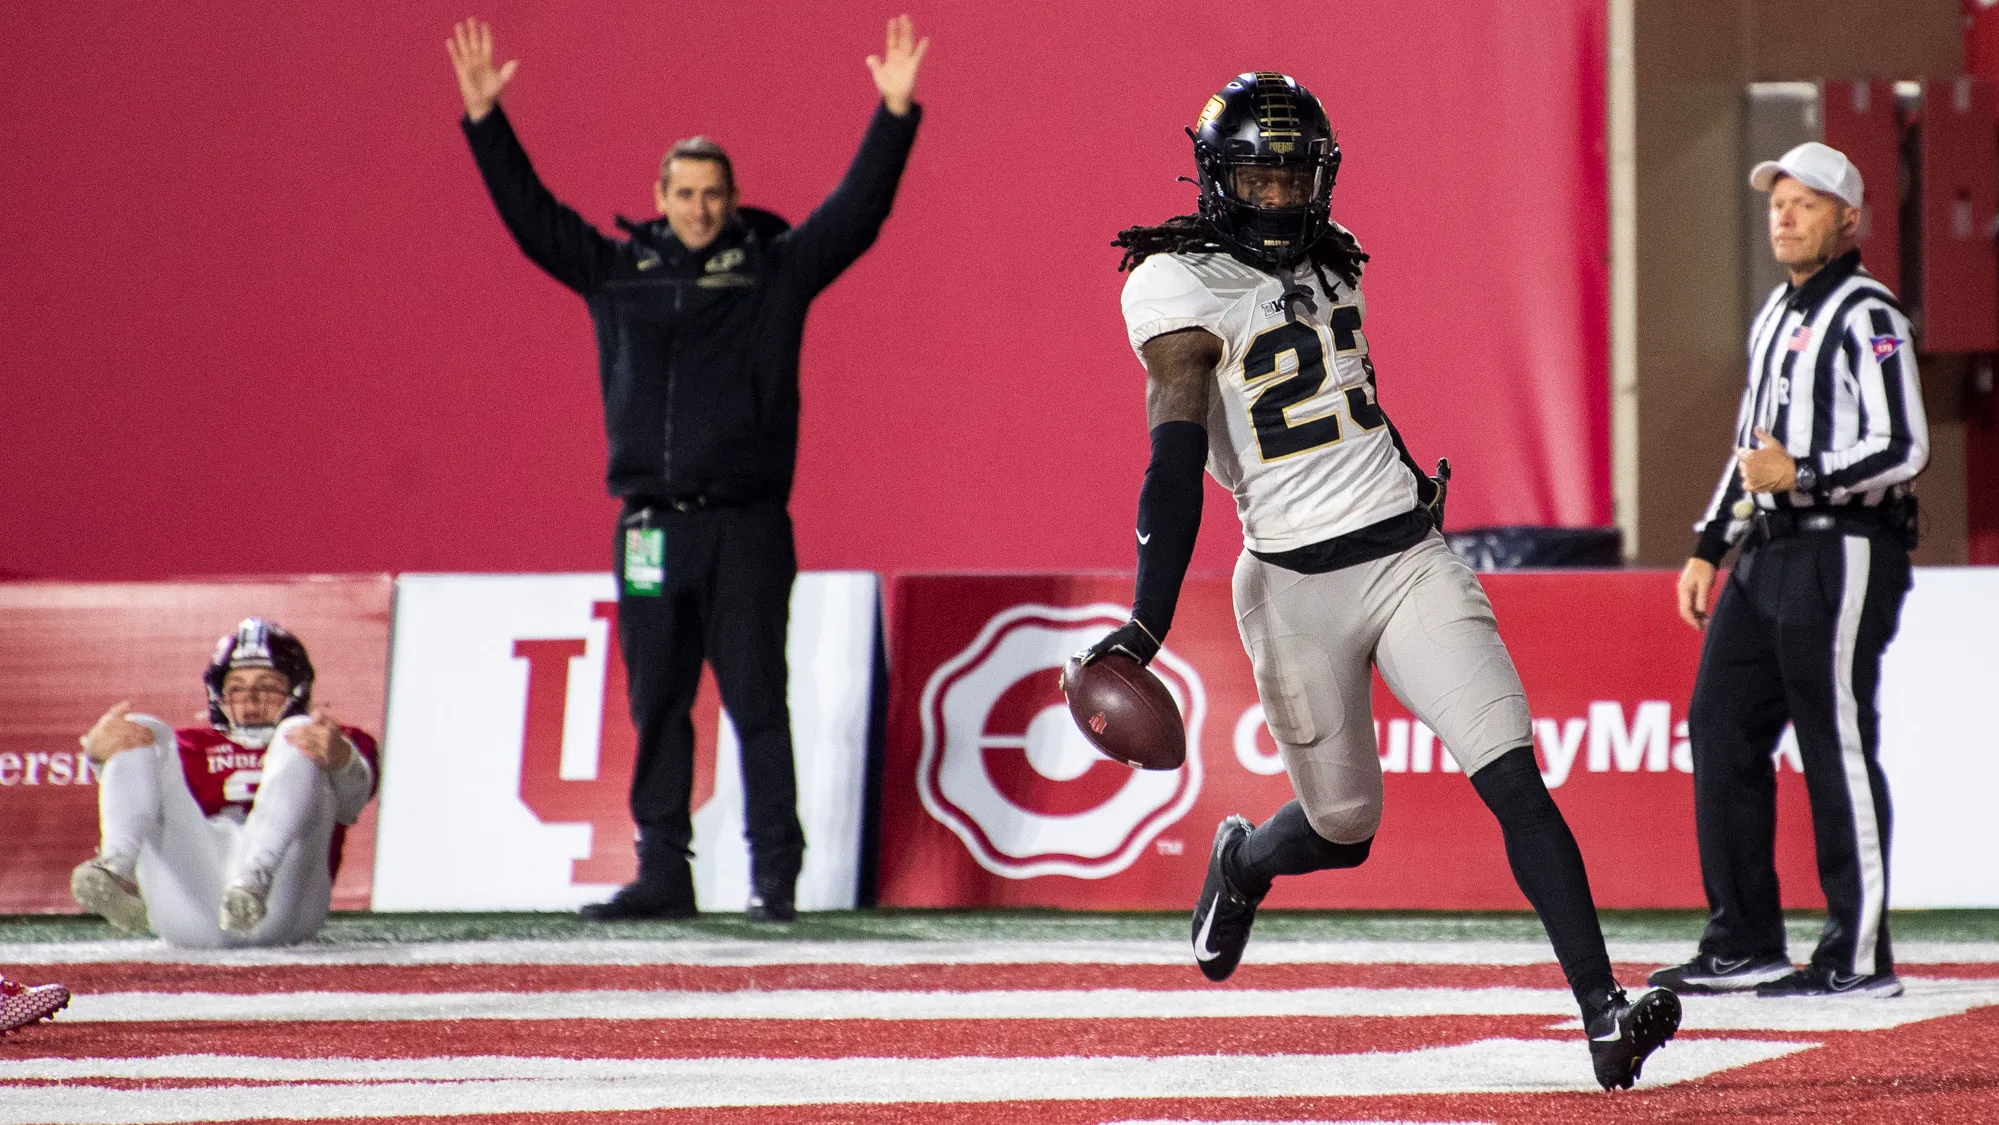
461 107 618 295
780 103 922 295
1130 421 1208 640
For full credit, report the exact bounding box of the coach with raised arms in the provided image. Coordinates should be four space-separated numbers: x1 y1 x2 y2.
448 15 927 922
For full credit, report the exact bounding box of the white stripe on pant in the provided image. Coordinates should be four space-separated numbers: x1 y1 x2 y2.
1833 535 1887 976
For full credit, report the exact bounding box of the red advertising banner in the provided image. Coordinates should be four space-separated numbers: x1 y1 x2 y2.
878 572 1825 911
0 578 392 913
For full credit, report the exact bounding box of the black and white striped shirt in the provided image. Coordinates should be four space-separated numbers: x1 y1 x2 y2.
1693 250 1929 562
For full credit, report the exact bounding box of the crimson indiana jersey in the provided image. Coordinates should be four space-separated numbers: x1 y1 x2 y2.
174 725 380 875
1120 230 1418 553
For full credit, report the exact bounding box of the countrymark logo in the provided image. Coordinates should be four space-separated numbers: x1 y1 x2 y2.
916 603 1204 880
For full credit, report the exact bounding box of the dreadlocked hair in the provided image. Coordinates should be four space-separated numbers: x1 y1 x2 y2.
1111 213 1371 287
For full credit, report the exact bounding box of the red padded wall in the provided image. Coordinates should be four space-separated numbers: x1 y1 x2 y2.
1 1 1608 580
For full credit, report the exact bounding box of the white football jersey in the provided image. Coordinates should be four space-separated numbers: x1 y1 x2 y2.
1120 235 1418 553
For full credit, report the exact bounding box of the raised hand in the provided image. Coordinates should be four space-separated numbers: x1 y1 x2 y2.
864 14 929 117
283 708 355 773
447 18 519 123
81 702 154 765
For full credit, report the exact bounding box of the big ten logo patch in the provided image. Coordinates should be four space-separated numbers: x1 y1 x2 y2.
510 601 725 885
917 604 1204 880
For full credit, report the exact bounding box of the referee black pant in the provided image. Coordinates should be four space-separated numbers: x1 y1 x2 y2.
612 499 805 900
1689 528 1910 978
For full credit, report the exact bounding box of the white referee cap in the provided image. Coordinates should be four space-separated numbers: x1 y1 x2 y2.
1750 142 1863 209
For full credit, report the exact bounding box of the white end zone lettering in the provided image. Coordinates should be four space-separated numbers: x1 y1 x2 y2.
917 603 1205 880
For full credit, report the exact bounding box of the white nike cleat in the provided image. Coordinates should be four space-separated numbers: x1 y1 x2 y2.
1190 815 1262 982
220 867 272 933
70 856 148 933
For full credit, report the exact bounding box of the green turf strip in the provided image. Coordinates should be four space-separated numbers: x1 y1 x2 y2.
3 908 1997 946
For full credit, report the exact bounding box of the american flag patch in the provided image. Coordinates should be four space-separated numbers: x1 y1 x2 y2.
1786 326 1813 352
1871 334 1904 360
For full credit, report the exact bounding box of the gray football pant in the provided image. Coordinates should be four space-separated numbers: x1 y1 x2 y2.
1233 531 1532 844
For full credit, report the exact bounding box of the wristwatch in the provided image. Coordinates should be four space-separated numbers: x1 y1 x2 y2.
1793 459 1818 493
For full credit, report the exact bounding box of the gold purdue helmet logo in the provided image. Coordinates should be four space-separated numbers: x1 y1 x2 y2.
1253 72 1302 154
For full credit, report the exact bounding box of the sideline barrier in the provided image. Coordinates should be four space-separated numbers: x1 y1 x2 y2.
0 578 393 913
370 573 881 913
876 568 1999 910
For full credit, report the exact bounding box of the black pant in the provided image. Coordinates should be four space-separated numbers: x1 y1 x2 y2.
1689 529 1909 977
612 499 804 894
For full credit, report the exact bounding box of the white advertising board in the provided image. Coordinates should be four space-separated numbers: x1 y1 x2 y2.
1877 566 1999 908
371 572 878 912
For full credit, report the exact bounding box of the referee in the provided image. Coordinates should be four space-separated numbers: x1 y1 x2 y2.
1654 142 1929 998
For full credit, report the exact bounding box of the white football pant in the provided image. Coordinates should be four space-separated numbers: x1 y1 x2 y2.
1233 532 1532 845
99 716 341 948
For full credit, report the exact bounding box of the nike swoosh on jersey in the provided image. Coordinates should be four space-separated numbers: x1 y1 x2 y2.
1193 896 1221 961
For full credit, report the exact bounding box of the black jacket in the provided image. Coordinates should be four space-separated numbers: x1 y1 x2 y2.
463 102 921 503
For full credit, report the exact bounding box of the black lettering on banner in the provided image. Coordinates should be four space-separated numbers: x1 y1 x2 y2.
1242 316 1386 462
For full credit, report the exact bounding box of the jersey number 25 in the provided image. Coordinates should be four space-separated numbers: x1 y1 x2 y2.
1242 311 1385 461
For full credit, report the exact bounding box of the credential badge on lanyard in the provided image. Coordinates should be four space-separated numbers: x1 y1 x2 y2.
624 525 665 597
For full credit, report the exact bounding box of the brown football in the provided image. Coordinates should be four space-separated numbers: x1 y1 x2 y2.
1060 653 1187 771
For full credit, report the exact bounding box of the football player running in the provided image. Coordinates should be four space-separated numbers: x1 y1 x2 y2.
70 620 378 948
1078 73 1680 1091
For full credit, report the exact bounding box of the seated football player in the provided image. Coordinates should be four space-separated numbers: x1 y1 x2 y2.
70 619 378 948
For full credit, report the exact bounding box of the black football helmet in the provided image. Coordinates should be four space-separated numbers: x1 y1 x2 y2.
203 618 314 748
1192 72 1341 270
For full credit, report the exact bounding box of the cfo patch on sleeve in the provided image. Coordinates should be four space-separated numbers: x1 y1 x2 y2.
1869 335 1904 360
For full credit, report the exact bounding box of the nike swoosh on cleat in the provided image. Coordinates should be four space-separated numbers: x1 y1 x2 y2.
1193 896 1222 961
1710 957 1750 974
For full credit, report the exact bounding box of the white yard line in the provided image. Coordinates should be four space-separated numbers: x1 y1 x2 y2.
5 936 1997 967
52 978 1999 1030
0 1040 1810 1124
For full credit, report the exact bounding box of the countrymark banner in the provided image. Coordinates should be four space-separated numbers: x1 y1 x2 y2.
876 569 1999 911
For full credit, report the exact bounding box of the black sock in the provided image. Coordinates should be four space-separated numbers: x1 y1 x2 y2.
1231 800 1373 899
1469 746 1616 1014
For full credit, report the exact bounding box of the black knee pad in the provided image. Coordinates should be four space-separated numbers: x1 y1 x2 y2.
1469 745 1560 830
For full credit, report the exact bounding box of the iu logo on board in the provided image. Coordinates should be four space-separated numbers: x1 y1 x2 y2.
916 603 1204 880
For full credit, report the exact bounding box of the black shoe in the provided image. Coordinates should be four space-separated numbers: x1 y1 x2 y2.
746 892 796 924
579 880 697 922
1191 815 1262 983
1647 951 1794 994
1755 966 1904 997
1587 986 1681 1091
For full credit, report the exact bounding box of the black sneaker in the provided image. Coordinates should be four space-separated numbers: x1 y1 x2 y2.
1191 815 1263 983
1587 986 1681 1091
579 880 697 922
746 891 796 924
1755 966 1904 998
1647 952 1794 994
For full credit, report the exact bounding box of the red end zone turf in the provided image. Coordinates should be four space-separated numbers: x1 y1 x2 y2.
3 950 1996 1123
